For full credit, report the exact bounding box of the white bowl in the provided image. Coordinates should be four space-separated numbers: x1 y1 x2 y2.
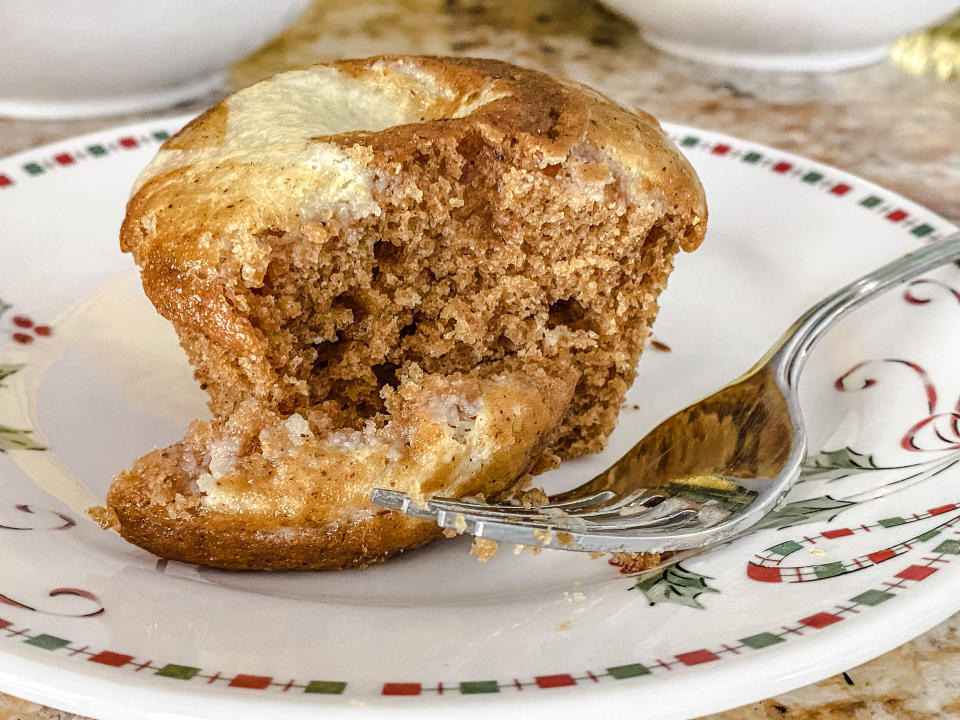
0 0 312 119
601 0 960 71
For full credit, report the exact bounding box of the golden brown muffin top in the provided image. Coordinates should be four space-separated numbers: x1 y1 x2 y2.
121 55 706 354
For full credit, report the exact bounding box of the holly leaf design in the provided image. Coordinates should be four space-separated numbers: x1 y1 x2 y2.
0 363 22 388
633 563 719 609
0 298 10 322
751 495 856 531
0 426 45 452
801 447 882 483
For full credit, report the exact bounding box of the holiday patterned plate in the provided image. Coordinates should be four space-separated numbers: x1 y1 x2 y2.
0 117 958 720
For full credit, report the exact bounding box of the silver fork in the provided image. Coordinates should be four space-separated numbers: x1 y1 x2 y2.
372 233 960 554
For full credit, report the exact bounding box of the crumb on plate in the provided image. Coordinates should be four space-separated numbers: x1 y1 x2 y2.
471 536 499 562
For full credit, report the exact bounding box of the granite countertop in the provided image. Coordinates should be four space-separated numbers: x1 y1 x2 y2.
1 1 958 718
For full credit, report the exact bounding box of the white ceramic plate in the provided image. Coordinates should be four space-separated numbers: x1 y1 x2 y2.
0 117 958 720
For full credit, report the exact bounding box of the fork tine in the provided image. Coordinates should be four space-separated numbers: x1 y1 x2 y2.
368 490 557 529
426 490 662 527
449 504 701 536
369 489 436 519
425 489 617 520
425 499 574 525
564 495 673 524
373 488 702 533
373 488 715 552
568 491 667 519
580 507 702 531
542 490 618 512
489 496 708 532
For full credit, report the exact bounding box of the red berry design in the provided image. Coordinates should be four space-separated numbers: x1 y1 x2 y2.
4 309 52 344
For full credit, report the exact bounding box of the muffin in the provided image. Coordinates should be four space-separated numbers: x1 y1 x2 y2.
103 55 707 570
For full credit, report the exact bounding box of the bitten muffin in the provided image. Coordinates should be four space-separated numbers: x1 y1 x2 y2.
102 55 707 570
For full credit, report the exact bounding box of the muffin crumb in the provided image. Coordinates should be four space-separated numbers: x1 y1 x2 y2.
609 552 664 572
471 537 499 562
520 487 549 509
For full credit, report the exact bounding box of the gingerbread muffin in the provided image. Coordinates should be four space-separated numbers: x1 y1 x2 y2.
103 55 707 570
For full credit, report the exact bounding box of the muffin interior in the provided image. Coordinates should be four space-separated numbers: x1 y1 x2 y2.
186 125 682 458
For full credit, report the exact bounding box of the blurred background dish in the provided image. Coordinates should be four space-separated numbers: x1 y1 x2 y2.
0 0 312 119
600 0 960 71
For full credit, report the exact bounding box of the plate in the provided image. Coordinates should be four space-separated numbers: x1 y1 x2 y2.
0 117 958 720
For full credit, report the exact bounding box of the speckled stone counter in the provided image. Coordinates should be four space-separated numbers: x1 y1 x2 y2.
0 2 957 718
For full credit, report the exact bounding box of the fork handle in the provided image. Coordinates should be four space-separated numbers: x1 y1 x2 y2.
773 232 960 386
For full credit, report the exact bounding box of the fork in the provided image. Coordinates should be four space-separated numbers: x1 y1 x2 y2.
372 233 960 555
